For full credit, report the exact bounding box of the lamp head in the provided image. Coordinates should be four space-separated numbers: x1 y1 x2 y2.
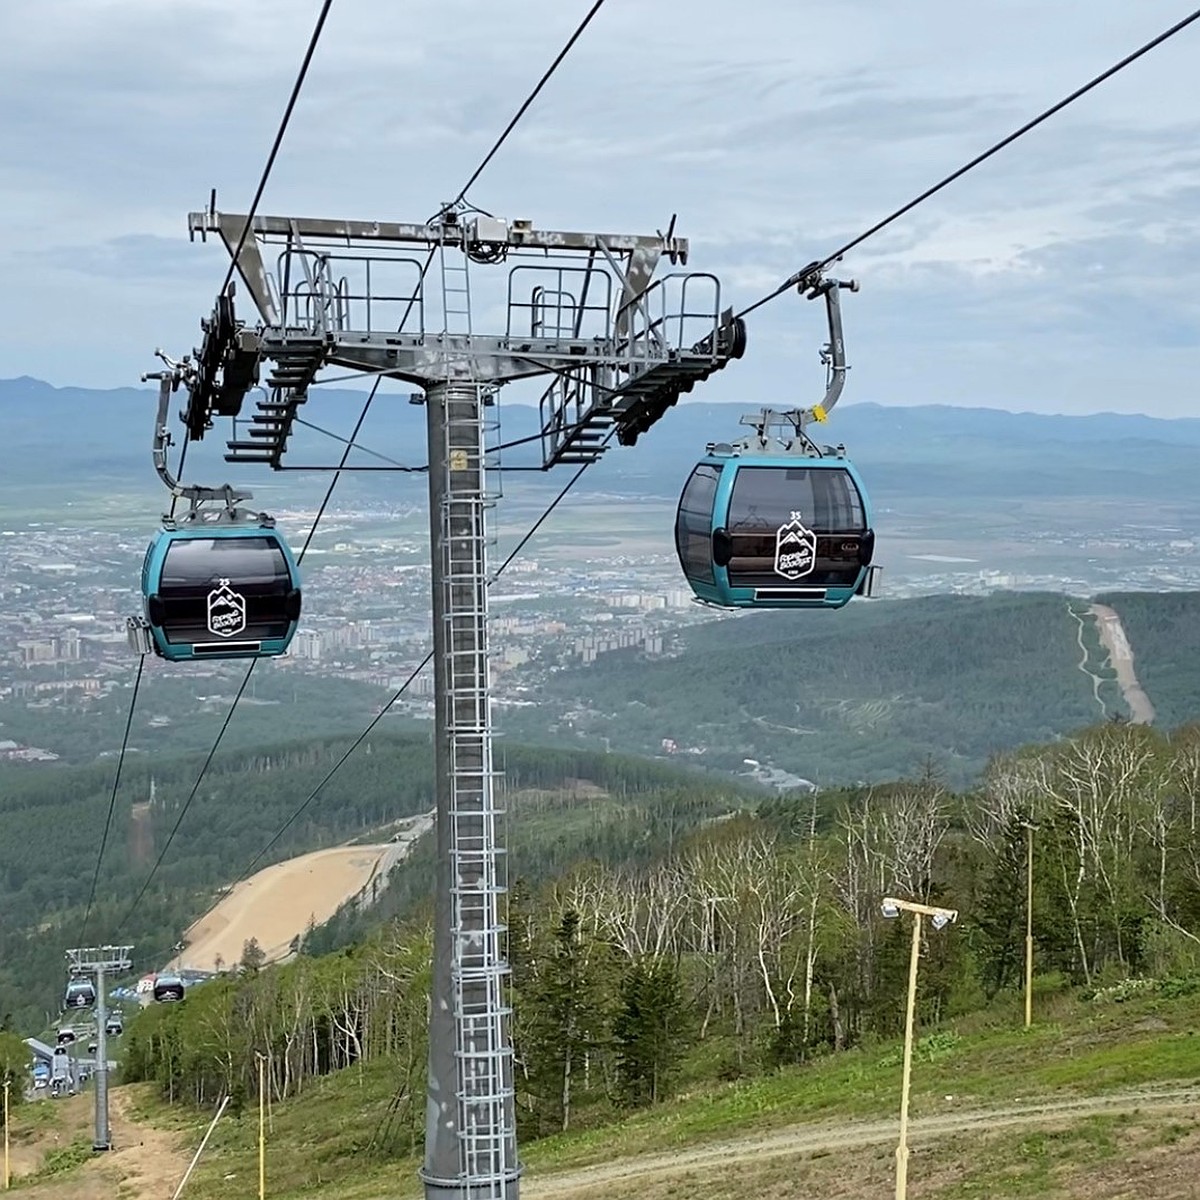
881 900 900 920
931 910 957 931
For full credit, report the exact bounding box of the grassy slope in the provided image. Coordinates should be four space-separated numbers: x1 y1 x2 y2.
70 983 1200 1200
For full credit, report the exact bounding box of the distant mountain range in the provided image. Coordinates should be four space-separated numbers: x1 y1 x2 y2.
5 375 1200 509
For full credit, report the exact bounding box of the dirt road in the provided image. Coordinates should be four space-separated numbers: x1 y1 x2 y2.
523 1087 1200 1198
1066 602 1107 717
1090 603 1155 724
13 1085 190 1199
172 817 431 974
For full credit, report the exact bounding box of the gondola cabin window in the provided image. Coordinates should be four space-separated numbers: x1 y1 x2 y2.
724 465 867 589
158 536 293 645
675 463 721 585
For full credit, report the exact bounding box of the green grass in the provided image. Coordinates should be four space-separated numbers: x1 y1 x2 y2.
934 1116 1124 1198
520 988 1200 1175
133 984 1200 1199
925 1112 1200 1199
168 1060 425 1200
31 1136 93 1180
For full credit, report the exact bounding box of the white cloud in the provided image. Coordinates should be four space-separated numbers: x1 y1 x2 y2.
2 0 1200 415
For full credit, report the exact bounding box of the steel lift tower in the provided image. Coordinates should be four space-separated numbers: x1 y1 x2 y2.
65 945 133 1151
176 202 746 1199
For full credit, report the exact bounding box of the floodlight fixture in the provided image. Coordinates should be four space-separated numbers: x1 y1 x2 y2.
881 900 901 919
930 910 955 932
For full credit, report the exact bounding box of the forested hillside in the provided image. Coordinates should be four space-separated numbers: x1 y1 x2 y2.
122 721 1200 1180
506 593 1130 784
0 737 755 1030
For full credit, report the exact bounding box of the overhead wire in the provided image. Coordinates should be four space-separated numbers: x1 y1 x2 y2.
107 0 346 940
293 417 422 471
151 431 615 955
281 413 613 473
736 5 1200 320
112 386 379 938
114 666 257 933
220 0 336 294
440 0 610 214
170 6 1200 943
80 655 146 942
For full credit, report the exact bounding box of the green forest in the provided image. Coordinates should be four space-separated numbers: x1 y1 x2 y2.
0 664 394 765
0 737 755 1031
505 592 1129 784
119 720 1200 1166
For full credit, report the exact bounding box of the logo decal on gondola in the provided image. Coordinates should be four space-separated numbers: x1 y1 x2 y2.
207 578 247 638
774 511 817 580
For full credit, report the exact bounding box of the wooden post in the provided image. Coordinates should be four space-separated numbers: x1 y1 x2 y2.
1025 822 1035 1029
894 914 922 1200
258 1054 266 1199
3 1077 10 1190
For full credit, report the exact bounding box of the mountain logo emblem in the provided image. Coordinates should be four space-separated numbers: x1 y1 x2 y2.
773 512 817 580
207 578 247 638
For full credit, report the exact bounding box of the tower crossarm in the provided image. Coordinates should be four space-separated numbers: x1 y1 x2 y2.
65 946 134 973
185 208 745 458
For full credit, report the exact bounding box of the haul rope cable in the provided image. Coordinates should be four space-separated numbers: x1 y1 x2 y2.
80 654 146 942
109 0 339 937
736 5 1200 320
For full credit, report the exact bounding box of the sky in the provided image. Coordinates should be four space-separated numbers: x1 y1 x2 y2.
3 0 1200 417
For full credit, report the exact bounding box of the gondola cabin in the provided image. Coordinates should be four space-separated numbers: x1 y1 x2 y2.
105 1015 123 1037
675 450 876 609
63 979 95 1010
55 1027 75 1047
140 524 301 661
153 973 186 1003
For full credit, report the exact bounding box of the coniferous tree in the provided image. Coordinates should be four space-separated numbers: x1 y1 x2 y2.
613 959 685 1107
522 910 613 1132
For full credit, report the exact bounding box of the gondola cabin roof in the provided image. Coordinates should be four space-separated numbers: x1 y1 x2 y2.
674 449 877 611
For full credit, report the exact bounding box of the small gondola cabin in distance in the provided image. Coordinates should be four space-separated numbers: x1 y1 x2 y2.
63 977 95 1010
152 972 186 1003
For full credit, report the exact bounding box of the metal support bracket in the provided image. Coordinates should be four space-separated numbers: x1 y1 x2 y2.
180 289 262 441
735 273 858 456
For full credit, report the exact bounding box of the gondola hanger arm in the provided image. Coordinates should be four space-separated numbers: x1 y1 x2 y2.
142 359 254 521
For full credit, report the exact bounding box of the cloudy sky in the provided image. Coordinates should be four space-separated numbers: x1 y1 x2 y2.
3 0 1200 416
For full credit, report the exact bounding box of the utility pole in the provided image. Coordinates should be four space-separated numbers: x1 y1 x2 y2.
880 899 958 1200
257 1053 266 1199
65 946 133 1152
180 202 746 1199
1022 821 1037 1029
3 1077 9 1190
